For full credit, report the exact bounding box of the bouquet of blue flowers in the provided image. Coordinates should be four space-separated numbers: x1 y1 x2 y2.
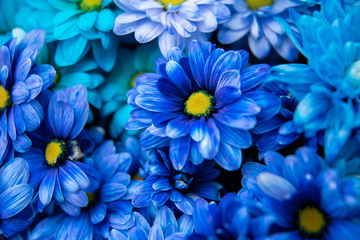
0 0 359 239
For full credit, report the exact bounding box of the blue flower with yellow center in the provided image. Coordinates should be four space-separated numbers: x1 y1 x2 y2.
241 147 360 239
126 40 280 171
30 140 135 239
218 0 304 61
16 0 121 71
113 0 231 56
0 29 55 160
19 85 95 216
268 0 360 163
0 157 35 238
132 149 222 215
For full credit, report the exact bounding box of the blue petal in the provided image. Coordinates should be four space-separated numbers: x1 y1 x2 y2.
192 198 214 235
240 64 270 93
189 41 209 89
63 161 89 190
174 195 195 215
165 60 192 96
100 183 127 202
197 119 220 159
257 173 296 200
128 227 148 240
166 116 191 138
39 168 57 205
0 158 29 193
152 178 172 191
59 166 80 193
214 143 242 171
90 202 107 224
190 116 206 142
152 191 170 207
149 224 164 240
0 184 33 219
170 135 191 170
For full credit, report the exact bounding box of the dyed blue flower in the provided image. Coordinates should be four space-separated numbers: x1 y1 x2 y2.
113 0 231 56
19 85 95 215
110 206 193 240
268 1 360 162
0 157 35 238
242 147 360 239
100 43 161 138
132 149 222 215
185 193 272 239
16 0 121 71
218 0 303 61
0 29 55 157
126 40 280 171
30 140 135 239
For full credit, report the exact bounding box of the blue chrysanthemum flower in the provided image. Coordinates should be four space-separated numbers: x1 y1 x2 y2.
184 193 273 239
113 0 231 56
241 147 360 239
218 0 303 61
110 206 193 240
16 0 121 71
100 43 161 139
19 85 95 215
0 29 55 158
267 1 360 162
30 140 135 239
126 40 280 171
132 149 222 215
0 157 35 238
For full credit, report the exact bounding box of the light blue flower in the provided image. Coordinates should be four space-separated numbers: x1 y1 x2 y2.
16 0 121 71
218 0 304 61
100 43 161 139
267 1 360 162
113 0 231 56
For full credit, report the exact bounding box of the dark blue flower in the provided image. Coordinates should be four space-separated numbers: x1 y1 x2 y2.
0 157 35 238
0 29 55 159
30 140 136 239
132 149 222 215
185 193 272 239
268 1 360 163
126 40 280 171
19 85 95 215
242 147 360 239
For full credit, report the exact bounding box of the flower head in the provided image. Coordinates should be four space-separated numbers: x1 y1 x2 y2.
113 0 231 56
242 147 360 239
0 29 55 159
126 40 280 170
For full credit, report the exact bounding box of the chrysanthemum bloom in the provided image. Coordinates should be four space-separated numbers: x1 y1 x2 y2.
218 0 302 61
242 147 360 239
30 140 135 239
126 41 280 170
110 206 193 239
16 0 121 71
0 29 55 158
268 1 360 162
0 158 35 238
100 44 161 138
183 193 272 239
19 85 95 215
132 149 222 215
113 0 231 56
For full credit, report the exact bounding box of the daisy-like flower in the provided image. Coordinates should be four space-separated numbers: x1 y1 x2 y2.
268 1 360 162
241 147 360 239
100 43 161 139
19 85 95 215
0 158 35 238
30 140 135 239
218 0 303 61
113 0 231 56
0 29 55 157
184 193 273 239
110 206 193 239
126 40 280 171
132 149 222 215
16 0 121 71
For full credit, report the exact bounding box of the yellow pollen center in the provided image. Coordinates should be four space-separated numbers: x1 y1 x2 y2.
158 0 186 8
298 206 326 236
184 90 214 118
0 85 11 111
131 72 144 88
245 0 273 10
79 0 103 12
45 141 66 166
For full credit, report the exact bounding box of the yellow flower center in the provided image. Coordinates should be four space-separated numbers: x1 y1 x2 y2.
0 85 11 112
158 0 186 8
298 206 326 236
45 140 68 166
184 90 214 118
245 0 273 10
133 173 144 181
130 72 144 88
79 0 103 12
